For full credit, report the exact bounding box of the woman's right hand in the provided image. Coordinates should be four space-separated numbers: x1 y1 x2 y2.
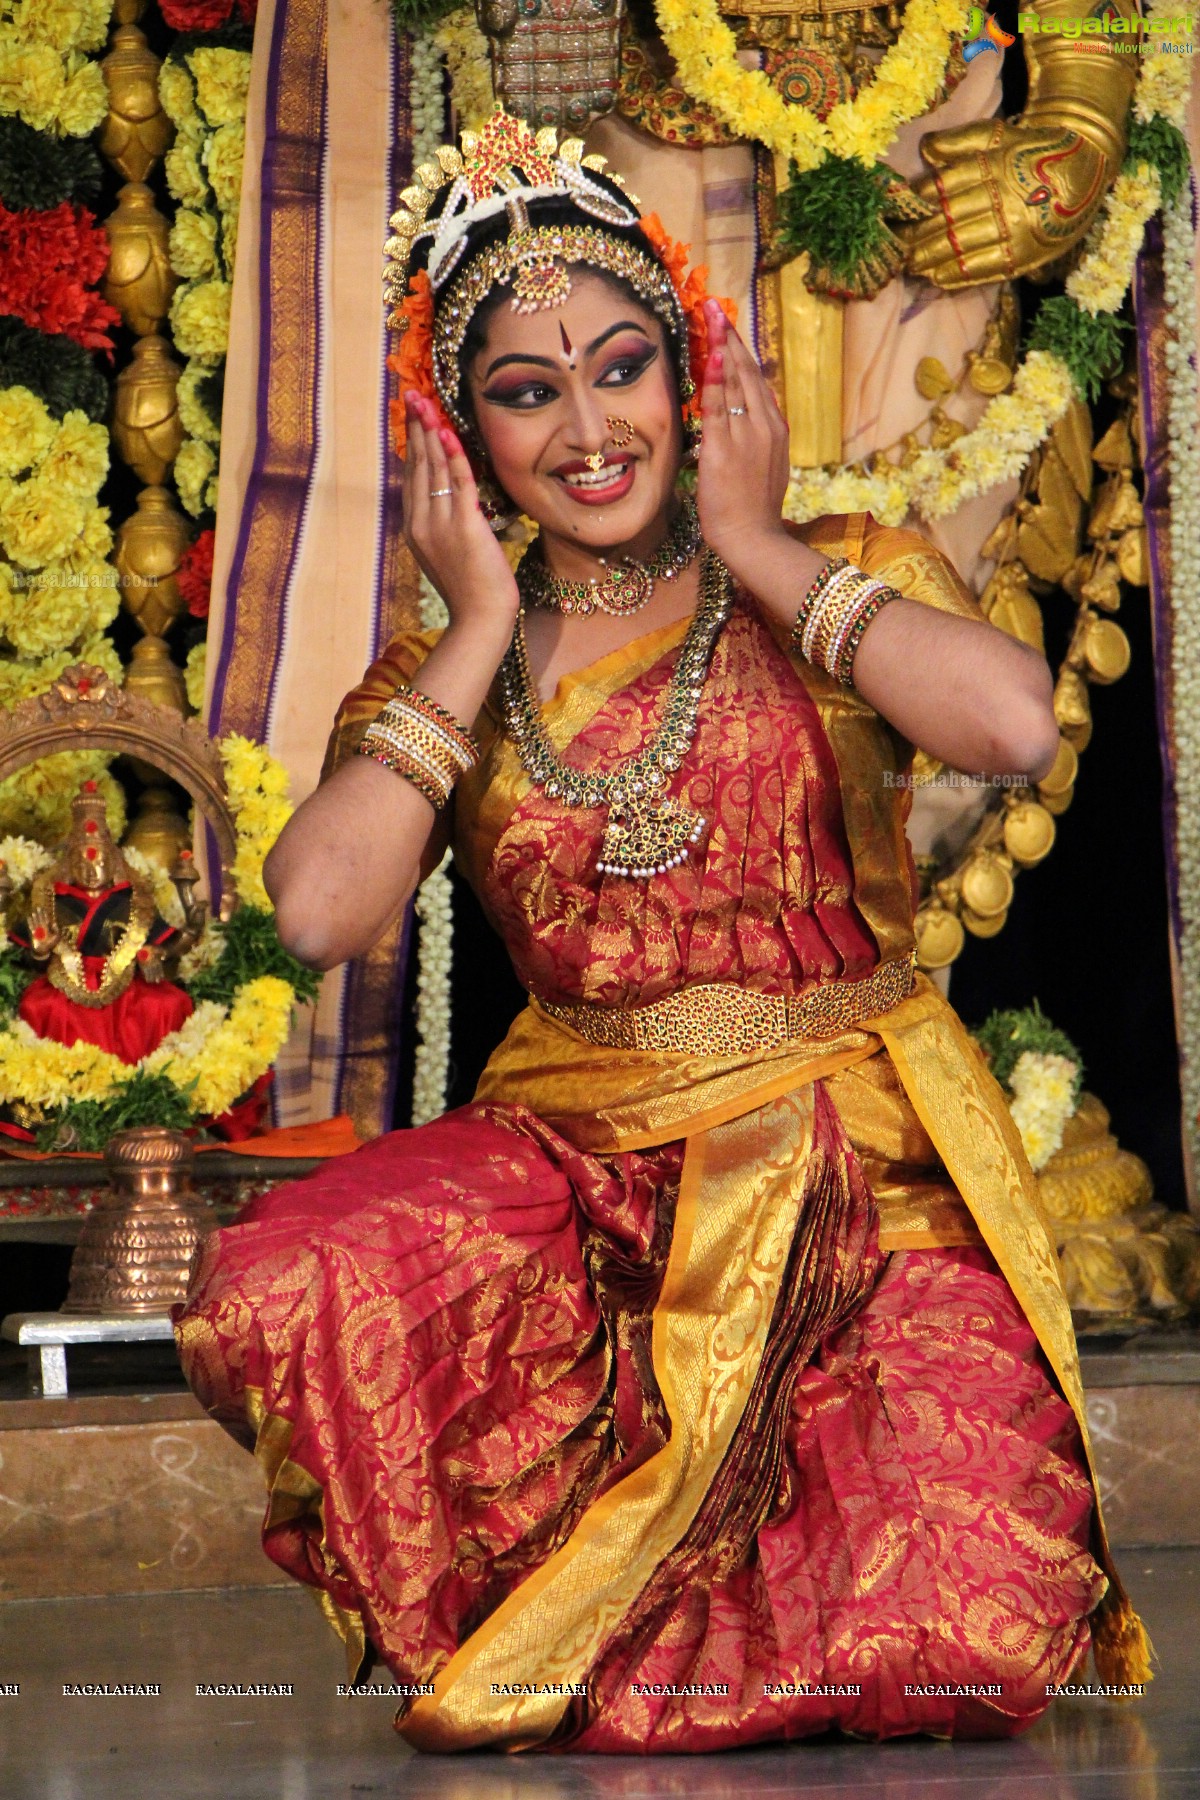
401 393 520 634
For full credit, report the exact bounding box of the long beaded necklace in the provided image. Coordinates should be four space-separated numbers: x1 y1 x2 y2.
501 546 733 879
520 497 702 616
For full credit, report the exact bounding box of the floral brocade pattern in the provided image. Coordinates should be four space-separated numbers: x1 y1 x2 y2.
178 1105 685 1684
175 514 1118 1750
570 1245 1104 1750
482 594 882 1008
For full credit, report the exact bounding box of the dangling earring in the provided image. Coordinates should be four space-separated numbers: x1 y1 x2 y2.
477 471 518 534
465 427 518 534
680 375 701 464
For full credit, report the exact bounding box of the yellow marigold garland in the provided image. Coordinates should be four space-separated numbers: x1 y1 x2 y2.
782 41 1181 526
159 42 250 520
0 384 121 841
0 1 126 840
654 0 966 173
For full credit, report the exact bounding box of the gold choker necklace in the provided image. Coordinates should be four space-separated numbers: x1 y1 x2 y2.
520 498 701 617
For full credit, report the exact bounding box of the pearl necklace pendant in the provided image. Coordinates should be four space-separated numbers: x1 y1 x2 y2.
596 792 706 879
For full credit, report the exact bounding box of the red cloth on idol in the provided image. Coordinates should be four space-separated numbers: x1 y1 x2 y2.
19 960 193 1064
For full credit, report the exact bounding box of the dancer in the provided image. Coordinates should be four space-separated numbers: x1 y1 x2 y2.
176 111 1148 1753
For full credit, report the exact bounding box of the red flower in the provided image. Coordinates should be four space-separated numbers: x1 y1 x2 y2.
159 0 233 26
158 0 255 27
639 211 736 425
0 202 120 353
178 528 215 619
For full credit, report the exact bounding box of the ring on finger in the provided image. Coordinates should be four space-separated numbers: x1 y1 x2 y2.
429 487 453 498
728 405 748 417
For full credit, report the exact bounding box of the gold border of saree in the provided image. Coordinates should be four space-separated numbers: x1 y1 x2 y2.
402 1086 821 1749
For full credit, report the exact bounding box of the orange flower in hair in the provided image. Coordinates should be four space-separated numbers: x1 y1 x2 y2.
638 211 737 395
386 271 454 457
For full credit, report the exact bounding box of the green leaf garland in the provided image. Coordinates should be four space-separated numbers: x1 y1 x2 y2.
35 1071 200 1154
775 155 895 284
1026 297 1129 406
183 904 321 1009
1127 116 1191 210
969 997 1084 1109
0 944 28 1024
388 0 461 30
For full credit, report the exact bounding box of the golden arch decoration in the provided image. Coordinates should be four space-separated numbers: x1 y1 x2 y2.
0 664 239 916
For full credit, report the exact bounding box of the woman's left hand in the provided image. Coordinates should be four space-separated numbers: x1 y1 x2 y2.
695 299 792 582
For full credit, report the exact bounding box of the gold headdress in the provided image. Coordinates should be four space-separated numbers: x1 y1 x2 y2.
383 109 696 442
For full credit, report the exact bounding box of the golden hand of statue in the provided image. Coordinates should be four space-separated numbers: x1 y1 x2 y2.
902 117 1114 290
138 943 167 984
26 901 61 961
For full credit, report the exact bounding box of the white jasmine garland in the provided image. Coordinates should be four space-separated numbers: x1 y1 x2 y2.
412 846 453 1125
408 572 454 1125
1008 1049 1079 1172
1162 178 1200 1187
410 28 445 168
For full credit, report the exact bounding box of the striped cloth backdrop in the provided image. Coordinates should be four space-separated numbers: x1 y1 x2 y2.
201 0 422 1133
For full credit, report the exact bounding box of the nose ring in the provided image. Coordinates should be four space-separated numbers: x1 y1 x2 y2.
584 416 635 474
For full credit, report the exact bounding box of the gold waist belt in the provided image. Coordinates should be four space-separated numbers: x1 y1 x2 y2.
539 951 918 1057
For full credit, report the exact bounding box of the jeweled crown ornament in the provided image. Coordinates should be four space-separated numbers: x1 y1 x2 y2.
382 109 693 443
383 110 639 318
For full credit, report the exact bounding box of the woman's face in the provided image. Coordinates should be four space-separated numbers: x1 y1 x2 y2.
464 269 683 550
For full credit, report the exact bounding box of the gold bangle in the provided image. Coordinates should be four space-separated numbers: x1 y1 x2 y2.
790 555 850 650
809 579 863 672
357 737 454 810
800 563 862 664
834 587 900 686
372 705 475 778
388 685 479 771
361 722 458 791
363 715 464 786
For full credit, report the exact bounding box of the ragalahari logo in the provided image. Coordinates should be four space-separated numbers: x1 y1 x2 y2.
963 5 1017 56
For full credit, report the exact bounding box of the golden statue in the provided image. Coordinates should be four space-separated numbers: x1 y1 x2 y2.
0 784 205 1068
1039 1094 1200 1329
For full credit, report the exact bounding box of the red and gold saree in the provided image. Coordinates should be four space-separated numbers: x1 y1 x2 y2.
176 514 1148 1753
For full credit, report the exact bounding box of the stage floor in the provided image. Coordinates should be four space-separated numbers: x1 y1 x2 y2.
0 1551 1194 1799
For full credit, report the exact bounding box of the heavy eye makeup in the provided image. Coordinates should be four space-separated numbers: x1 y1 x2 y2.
479 341 659 411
